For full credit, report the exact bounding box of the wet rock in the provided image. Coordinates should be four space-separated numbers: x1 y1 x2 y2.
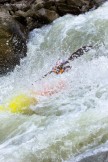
35 0 44 3
37 8 59 23
90 0 107 8
32 2 44 11
15 10 28 17
0 0 10 4
66 0 90 12
55 0 66 2
1 0 106 33
67 0 89 6
26 17 42 31
44 0 55 9
0 7 27 75
56 0 105 15
10 3 29 12
56 3 81 15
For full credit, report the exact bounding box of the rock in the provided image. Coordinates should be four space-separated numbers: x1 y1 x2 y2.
44 0 55 9
37 8 59 23
0 7 27 75
26 17 42 31
0 0 10 4
90 0 107 8
10 0 35 4
66 0 89 7
55 0 65 2
1 0 106 33
56 3 81 15
10 2 30 12
94 0 107 3
15 10 28 17
32 2 44 11
56 0 91 15
35 0 44 4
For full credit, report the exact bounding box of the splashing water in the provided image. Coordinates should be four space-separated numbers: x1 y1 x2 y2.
0 2 108 162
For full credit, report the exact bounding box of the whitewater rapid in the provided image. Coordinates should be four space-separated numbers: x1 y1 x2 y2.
0 2 108 162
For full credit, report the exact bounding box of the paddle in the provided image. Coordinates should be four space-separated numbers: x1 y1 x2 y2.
35 45 92 82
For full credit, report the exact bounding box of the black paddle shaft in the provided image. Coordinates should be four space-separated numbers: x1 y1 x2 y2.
68 45 92 61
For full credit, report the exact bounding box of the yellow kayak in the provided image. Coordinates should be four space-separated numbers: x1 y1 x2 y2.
0 94 38 114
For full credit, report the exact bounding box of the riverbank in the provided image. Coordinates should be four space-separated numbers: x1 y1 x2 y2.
1 0 107 32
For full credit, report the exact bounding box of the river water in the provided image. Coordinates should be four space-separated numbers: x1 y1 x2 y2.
0 2 108 162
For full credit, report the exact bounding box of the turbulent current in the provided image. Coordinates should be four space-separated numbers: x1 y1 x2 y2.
0 2 108 162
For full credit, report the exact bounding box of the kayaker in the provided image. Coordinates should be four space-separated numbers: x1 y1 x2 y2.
51 59 71 74
32 45 93 96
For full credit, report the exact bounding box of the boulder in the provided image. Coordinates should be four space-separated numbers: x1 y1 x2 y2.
90 0 107 8
0 0 10 4
2 0 106 33
37 8 59 23
0 7 27 75
67 0 89 6
44 0 55 9
56 3 82 15
56 0 107 15
66 0 90 11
